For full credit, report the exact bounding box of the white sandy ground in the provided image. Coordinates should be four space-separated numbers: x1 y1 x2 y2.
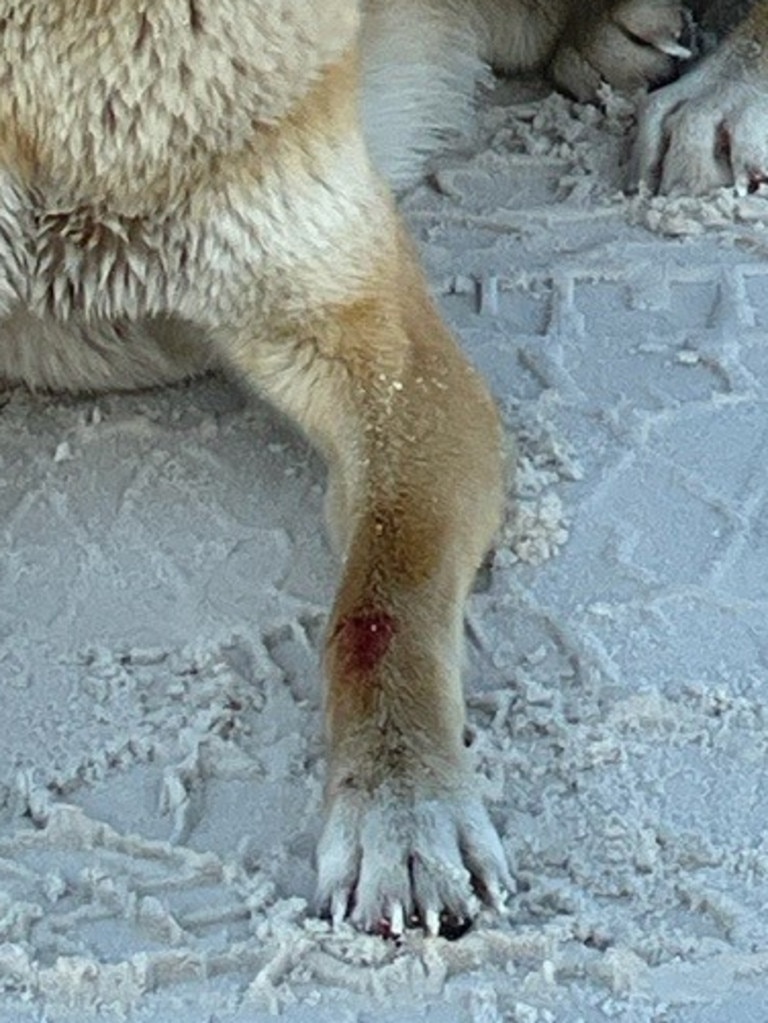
2 78 768 1023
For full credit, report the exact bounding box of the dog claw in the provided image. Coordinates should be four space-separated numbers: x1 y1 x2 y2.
425 908 441 937
389 902 405 937
331 890 349 929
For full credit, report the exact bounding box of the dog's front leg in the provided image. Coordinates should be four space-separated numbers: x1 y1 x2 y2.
318 232 511 936
219 214 511 935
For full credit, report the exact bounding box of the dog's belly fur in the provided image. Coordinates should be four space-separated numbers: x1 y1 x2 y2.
0 0 691 395
0 2 358 207
0 2 370 393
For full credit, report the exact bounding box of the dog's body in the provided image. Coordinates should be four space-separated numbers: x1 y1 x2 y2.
0 0 752 934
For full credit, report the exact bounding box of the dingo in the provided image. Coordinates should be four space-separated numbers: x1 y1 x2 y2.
0 0 699 935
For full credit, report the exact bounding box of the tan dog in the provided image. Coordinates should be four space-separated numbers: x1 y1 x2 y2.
0 0 691 936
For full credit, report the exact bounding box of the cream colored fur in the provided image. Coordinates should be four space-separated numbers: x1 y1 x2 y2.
0 0 697 935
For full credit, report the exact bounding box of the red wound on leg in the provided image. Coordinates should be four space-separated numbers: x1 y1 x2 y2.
333 611 397 674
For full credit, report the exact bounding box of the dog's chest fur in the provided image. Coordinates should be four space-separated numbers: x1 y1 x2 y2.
0 1 359 210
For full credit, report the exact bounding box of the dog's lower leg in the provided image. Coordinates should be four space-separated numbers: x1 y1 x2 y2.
217 224 510 933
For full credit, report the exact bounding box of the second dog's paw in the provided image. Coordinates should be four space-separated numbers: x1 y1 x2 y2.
315 781 512 937
630 50 768 195
551 0 690 103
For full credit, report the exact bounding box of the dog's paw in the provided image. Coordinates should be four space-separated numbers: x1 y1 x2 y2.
315 781 512 936
551 0 690 103
630 46 768 195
